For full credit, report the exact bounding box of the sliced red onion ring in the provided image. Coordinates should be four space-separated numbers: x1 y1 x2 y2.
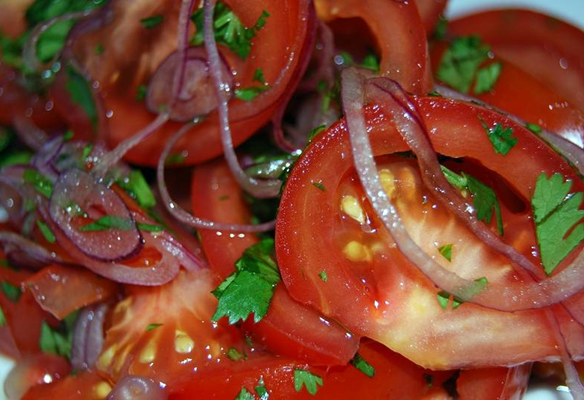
340 67 584 312
12 115 48 152
71 303 108 372
203 0 281 199
22 9 98 73
299 20 335 92
107 376 167 400
31 136 64 181
147 47 233 122
49 168 143 262
0 231 68 267
157 123 275 233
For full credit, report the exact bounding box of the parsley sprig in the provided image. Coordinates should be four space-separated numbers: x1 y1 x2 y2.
294 369 323 395
480 119 517 156
212 239 280 324
532 173 584 275
190 2 269 59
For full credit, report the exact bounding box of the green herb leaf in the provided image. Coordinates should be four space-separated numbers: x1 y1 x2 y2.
307 125 326 143
525 122 542 134
117 169 156 209
361 53 380 72
146 323 163 332
0 151 33 169
81 143 93 161
235 85 270 101
227 347 245 361
482 120 517 156
65 64 97 130
94 43 104 55
350 353 375 378
255 378 269 400
438 243 452 262
165 152 186 165
466 174 504 235
39 312 77 360
79 215 134 232
191 3 269 59
531 173 584 275
212 239 280 324
37 220 56 243
437 277 488 310
318 270 328 282
0 281 21 302
294 369 323 395
23 169 54 198
235 387 255 400
137 222 163 232
0 305 6 327
253 68 266 84
437 36 490 94
432 15 448 41
62 130 74 141
474 62 502 94
141 14 164 29
311 181 325 191
136 84 148 101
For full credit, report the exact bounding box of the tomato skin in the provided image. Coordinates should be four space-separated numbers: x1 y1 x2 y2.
170 340 443 400
59 0 315 166
457 365 531 400
22 371 111 400
5 353 71 400
315 0 432 94
191 159 360 366
449 9 584 111
276 98 584 370
415 0 448 35
25 265 119 320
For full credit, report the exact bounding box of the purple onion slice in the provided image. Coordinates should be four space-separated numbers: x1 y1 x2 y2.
107 376 167 400
147 46 233 122
49 168 142 262
71 303 108 371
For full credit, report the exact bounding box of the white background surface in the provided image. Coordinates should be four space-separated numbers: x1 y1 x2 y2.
0 1 583 399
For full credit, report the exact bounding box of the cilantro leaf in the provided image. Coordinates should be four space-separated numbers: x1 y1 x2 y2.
141 15 164 29
235 387 255 400
146 323 163 332
437 277 488 310
474 62 502 94
255 378 269 400
37 220 56 243
79 215 134 232
532 173 584 275
318 270 328 282
481 120 517 156
117 169 156 209
525 122 542 135
294 370 323 395
65 64 97 130
312 181 325 191
23 169 54 198
235 85 270 101
350 353 375 378
437 36 490 94
0 305 6 327
0 281 21 302
212 239 280 324
39 311 77 359
438 243 452 262
227 347 245 361
191 3 269 59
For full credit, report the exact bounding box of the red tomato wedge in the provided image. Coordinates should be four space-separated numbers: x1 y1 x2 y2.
171 340 445 400
59 0 315 166
25 265 118 320
315 0 432 94
415 0 448 35
276 97 584 370
457 364 531 400
22 371 110 400
449 9 584 111
191 159 359 365
95 269 244 391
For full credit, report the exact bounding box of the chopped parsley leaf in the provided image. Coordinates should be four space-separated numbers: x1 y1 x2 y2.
294 369 323 395
0 305 6 327
361 53 380 72
432 15 448 41
525 122 542 134
437 36 490 94
427 90 442 97
312 181 325 191
165 152 187 165
65 64 97 130
62 130 74 141
140 14 164 29
39 311 77 360
531 173 584 275
0 151 32 168
235 85 270 101
79 215 134 232
253 68 266 84
191 3 270 59
255 378 269 400
81 143 93 161
438 243 452 262
226 347 245 361
0 281 21 302
37 220 56 244
318 270 328 282
235 387 255 400
474 62 502 94
136 84 148 101
350 353 375 378
146 323 163 332
481 120 517 156
441 166 504 235
117 169 156 209
23 169 54 198
212 239 280 324
307 125 326 143
437 277 488 310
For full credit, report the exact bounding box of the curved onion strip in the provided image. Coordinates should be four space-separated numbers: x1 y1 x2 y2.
91 113 169 179
38 203 178 285
71 303 107 371
12 116 48 152
107 376 167 400
22 9 98 73
170 0 196 108
340 67 584 311
0 231 68 266
157 124 275 233
203 0 281 199
434 85 584 174
299 20 335 92
49 169 143 262
32 136 64 181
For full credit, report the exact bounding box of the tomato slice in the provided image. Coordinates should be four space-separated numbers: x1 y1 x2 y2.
315 0 431 94
55 0 314 166
276 97 584 369
95 269 244 391
170 339 445 399
6 353 71 400
191 159 359 365
22 371 111 400
449 9 584 111
25 265 119 320
457 365 531 400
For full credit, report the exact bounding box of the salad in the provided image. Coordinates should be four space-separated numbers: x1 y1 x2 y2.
0 0 583 398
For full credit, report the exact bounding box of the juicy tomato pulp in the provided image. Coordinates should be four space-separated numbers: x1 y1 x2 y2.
276 96 584 370
51 0 315 166
191 159 359 365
